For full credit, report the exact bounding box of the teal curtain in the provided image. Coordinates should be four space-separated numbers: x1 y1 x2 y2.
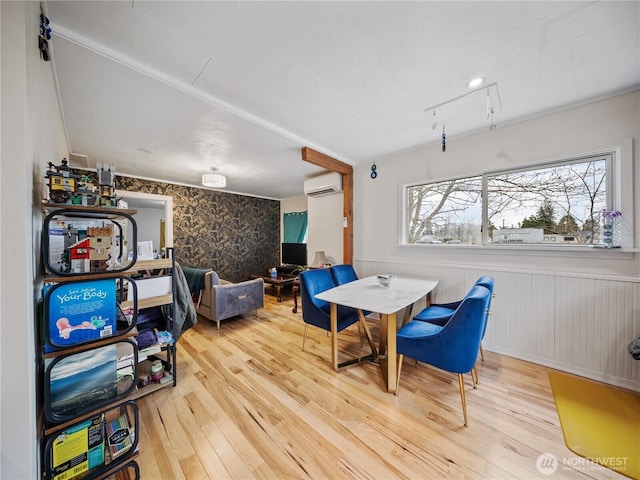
283 211 308 243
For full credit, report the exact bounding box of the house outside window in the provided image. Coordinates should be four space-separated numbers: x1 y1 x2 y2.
404 151 626 248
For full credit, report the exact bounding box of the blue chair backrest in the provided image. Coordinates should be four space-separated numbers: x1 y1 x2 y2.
300 268 361 332
436 285 492 373
330 264 359 285
474 276 494 337
475 275 494 295
300 269 336 315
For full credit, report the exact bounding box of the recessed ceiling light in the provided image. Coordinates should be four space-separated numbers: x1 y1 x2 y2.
466 77 485 89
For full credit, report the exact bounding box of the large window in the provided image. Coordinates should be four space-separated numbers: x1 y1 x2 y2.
405 153 614 247
407 176 483 245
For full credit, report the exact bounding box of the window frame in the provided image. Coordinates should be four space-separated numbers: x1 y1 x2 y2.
400 141 634 251
481 152 612 245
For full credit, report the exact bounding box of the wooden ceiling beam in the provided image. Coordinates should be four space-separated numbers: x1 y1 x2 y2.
301 147 352 175
301 147 353 265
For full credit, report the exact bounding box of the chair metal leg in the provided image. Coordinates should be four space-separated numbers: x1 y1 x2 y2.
480 343 485 361
395 354 404 396
302 324 308 351
470 367 478 388
458 374 468 427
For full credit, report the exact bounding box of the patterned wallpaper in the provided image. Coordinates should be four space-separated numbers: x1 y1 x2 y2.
117 176 280 283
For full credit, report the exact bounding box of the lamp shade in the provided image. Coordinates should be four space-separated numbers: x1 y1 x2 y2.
202 172 226 188
311 251 329 267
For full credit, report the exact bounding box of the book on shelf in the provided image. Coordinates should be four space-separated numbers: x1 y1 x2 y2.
50 414 104 480
48 344 118 422
44 278 118 352
116 358 133 370
137 344 161 359
105 414 133 460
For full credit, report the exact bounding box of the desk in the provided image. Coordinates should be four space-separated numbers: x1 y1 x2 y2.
315 276 438 393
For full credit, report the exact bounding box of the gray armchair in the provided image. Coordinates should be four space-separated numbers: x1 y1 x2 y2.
193 270 264 330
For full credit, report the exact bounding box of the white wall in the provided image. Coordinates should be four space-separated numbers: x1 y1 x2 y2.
1 2 69 478
354 91 640 390
308 192 343 266
117 190 174 253
280 192 344 266
125 206 164 256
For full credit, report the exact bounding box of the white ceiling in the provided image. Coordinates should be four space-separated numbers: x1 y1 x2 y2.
47 1 640 200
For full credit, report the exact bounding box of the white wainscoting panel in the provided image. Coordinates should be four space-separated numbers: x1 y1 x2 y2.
355 257 640 391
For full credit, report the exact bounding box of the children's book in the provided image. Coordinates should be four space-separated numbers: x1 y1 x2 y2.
48 344 118 423
51 414 104 480
44 278 117 351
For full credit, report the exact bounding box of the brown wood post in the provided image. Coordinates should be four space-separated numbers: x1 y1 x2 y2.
301 147 353 265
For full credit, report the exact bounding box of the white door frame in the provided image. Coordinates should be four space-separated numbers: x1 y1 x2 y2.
115 190 174 247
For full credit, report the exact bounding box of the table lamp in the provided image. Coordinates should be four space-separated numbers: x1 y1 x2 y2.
311 251 329 268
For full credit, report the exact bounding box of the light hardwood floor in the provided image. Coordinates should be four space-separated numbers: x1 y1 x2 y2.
135 292 626 479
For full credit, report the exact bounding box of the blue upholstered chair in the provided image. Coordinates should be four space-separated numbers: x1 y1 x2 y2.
329 264 371 321
414 275 495 369
414 276 494 326
395 284 492 426
299 269 375 363
329 264 360 285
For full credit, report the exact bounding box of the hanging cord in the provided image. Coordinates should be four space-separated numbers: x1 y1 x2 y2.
486 90 496 129
441 125 446 152
39 3 51 61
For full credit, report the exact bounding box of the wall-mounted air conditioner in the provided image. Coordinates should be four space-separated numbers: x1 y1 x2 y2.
303 172 343 197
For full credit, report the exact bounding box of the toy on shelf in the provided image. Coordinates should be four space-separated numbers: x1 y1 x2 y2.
45 158 81 204
96 162 117 207
45 159 119 207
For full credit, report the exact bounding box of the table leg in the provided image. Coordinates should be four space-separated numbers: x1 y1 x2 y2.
330 302 339 371
357 309 377 358
276 285 282 302
401 302 415 327
379 313 389 356
377 312 398 393
386 312 397 394
292 285 299 313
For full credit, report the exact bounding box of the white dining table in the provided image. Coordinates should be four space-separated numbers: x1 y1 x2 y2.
315 275 439 393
